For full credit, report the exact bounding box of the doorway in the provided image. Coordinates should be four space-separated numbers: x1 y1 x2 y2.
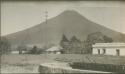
116 49 120 56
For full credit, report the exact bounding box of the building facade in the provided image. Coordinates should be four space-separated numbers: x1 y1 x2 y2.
92 43 125 56
46 46 62 54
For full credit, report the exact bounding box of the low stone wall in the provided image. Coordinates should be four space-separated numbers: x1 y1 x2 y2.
38 62 110 73
70 62 125 73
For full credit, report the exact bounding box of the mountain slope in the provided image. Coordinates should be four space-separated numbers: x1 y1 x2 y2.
5 10 125 47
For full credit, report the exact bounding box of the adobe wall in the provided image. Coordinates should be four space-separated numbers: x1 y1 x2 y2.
38 62 110 73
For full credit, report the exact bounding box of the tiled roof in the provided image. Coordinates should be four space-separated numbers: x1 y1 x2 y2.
46 46 62 51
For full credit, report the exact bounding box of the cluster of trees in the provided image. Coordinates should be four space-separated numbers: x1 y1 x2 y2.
0 32 113 54
17 45 45 54
0 37 45 54
85 32 113 53
0 37 11 54
0 36 44 54
27 46 45 54
60 35 83 54
60 32 113 54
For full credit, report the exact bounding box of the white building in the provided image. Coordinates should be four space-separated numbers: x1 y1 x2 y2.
46 46 62 54
11 50 27 54
11 50 19 54
92 43 125 56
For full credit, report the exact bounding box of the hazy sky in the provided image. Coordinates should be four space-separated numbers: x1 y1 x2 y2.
1 1 125 36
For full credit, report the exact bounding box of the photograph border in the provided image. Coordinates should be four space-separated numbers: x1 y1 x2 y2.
0 0 125 74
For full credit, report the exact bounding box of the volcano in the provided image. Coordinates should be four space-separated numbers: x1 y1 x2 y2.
5 10 125 47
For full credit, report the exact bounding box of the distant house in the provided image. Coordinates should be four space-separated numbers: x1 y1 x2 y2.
46 46 62 54
92 43 125 56
11 50 27 54
11 50 19 54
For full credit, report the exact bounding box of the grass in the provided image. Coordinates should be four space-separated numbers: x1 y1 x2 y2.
1 54 125 73
55 54 125 65
1 54 58 73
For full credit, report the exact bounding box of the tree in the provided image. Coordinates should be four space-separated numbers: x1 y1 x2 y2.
103 35 113 43
85 32 104 54
70 36 80 43
29 46 38 54
17 44 27 54
60 34 69 48
86 32 105 44
85 32 114 54
0 37 11 54
61 34 69 42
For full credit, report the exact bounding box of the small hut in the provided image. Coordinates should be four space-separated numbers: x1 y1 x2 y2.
46 46 62 54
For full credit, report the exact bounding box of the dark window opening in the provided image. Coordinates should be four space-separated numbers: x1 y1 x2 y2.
103 49 106 54
116 49 120 56
98 49 100 54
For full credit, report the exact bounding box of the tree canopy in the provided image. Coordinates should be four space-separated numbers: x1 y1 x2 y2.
70 36 80 43
61 34 69 42
86 32 113 44
103 35 113 43
85 32 113 54
0 37 11 54
60 34 69 48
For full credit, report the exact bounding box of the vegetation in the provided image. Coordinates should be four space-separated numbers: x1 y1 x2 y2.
60 32 113 54
70 36 81 43
17 44 27 54
60 34 69 49
29 46 37 54
86 32 113 44
2 54 125 73
0 37 11 54
103 35 113 43
85 32 113 53
27 46 45 54
60 34 83 54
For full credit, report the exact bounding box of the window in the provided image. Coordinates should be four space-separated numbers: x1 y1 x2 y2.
98 49 100 54
116 49 120 56
103 49 106 54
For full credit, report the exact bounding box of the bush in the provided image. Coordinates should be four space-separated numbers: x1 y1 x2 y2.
0 37 11 54
27 46 45 54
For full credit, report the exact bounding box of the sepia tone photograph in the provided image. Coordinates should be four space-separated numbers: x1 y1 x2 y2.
0 0 125 73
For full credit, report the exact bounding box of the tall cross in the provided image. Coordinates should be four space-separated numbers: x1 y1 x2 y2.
45 11 48 24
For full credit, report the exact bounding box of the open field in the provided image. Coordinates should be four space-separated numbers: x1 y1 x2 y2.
1 54 125 73
1 54 58 73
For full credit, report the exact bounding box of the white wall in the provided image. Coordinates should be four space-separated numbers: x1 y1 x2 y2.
11 51 19 54
120 48 125 56
106 48 118 55
93 47 125 56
